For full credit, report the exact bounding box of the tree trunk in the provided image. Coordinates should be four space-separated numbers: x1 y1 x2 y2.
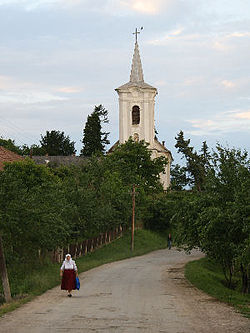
0 235 12 302
240 263 249 294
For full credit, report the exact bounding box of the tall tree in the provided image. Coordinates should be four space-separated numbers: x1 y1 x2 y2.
40 130 76 156
175 131 210 191
170 164 188 191
174 145 250 292
81 105 110 156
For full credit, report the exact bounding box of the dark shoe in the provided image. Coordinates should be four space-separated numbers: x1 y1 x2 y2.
68 294 72 297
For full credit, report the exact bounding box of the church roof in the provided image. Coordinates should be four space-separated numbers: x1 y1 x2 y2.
153 137 173 161
116 42 157 91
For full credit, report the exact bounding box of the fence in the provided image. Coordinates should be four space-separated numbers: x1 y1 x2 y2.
51 224 126 263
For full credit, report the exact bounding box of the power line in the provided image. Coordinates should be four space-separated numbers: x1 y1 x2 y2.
0 115 40 146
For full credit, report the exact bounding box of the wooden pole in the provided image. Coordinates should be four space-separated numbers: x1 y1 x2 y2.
0 235 12 303
131 184 135 251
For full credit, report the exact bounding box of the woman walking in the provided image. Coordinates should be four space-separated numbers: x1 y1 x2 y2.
60 254 78 297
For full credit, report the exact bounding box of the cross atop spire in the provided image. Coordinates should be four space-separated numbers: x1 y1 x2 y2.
133 27 143 43
116 28 156 90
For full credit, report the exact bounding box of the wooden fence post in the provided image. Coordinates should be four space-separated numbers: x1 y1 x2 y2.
84 240 88 255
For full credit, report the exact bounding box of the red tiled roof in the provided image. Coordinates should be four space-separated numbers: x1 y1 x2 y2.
0 146 24 171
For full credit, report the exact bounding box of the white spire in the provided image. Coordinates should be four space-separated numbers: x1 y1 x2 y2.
129 42 144 83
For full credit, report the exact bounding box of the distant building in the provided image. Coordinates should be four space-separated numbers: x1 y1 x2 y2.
31 155 86 167
109 39 172 189
0 146 24 171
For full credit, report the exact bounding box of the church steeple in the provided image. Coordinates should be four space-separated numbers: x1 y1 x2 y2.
112 30 172 189
129 42 144 83
116 40 156 91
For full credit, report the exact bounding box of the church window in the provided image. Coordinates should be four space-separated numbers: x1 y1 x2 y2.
132 105 140 125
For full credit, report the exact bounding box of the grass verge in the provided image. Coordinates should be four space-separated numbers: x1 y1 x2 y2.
185 257 250 318
0 229 167 316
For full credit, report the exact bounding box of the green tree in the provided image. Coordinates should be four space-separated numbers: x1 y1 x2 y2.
175 131 210 191
174 145 250 292
0 138 22 155
143 191 183 231
0 159 71 260
81 105 110 156
40 130 76 156
170 164 188 191
105 138 167 192
20 144 46 156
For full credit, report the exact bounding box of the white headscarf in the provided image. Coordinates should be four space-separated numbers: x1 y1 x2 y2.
61 253 77 271
65 253 72 260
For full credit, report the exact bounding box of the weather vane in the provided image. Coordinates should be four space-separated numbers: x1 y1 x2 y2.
133 27 143 43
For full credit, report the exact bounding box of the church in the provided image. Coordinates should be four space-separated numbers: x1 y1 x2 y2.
110 32 172 189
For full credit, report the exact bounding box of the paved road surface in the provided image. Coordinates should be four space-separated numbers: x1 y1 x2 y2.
0 249 249 332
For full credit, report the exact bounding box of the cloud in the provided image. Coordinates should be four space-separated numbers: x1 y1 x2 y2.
119 0 169 15
212 30 250 51
56 87 83 93
0 91 67 104
221 80 235 88
227 32 250 38
0 75 69 104
147 27 250 51
227 110 250 120
0 0 62 10
153 80 167 87
187 109 250 136
0 0 169 14
183 77 204 86
147 27 185 45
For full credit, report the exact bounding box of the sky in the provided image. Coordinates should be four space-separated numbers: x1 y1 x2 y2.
0 0 249 162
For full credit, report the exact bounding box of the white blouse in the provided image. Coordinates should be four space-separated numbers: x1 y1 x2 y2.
61 260 77 271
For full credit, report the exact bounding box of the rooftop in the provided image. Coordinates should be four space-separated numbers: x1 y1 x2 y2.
0 146 24 171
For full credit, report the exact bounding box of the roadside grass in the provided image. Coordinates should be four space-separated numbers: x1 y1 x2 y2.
185 257 250 318
0 229 167 316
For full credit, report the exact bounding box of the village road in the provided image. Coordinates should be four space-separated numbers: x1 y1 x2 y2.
0 249 249 333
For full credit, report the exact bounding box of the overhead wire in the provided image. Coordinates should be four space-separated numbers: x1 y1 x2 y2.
0 114 40 146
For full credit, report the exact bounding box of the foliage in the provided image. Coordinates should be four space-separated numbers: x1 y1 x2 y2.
40 130 76 156
174 145 250 293
81 105 110 156
0 138 22 155
0 137 167 305
0 159 71 261
170 163 188 190
20 144 46 156
175 131 210 191
0 137 167 267
105 138 167 192
143 191 181 231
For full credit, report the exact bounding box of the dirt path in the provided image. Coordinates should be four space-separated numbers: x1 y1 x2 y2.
0 249 249 332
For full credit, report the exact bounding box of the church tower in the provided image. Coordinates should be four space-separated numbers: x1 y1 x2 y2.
115 41 157 146
113 32 172 189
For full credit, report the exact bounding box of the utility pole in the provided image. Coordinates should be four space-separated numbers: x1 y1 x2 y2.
131 184 136 251
0 234 12 302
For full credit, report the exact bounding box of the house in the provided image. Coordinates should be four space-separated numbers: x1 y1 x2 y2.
0 146 24 171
